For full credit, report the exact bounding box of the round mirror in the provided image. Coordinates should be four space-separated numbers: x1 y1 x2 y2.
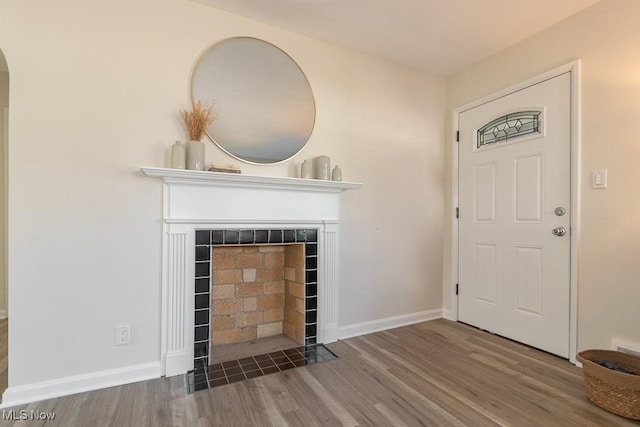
192 37 316 165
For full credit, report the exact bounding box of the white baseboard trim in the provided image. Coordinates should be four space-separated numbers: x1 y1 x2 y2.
164 350 189 377
322 324 338 344
0 309 6 320
337 309 442 340
442 309 455 321
0 361 161 409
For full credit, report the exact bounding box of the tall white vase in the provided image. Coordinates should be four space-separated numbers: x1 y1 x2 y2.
171 141 185 169
186 140 205 171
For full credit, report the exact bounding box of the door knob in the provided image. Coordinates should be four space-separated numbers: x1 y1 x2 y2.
552 227 566 237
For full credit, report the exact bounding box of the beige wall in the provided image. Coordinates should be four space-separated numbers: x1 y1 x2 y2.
0 69 7 318
0 0 445 393
445 0 640 351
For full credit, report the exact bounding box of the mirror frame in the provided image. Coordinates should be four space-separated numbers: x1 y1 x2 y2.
191 37 316 165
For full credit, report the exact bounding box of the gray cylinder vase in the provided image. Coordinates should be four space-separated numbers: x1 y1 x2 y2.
314 155 330 180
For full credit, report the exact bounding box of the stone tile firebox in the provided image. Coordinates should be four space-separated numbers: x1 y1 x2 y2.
194 228 320 367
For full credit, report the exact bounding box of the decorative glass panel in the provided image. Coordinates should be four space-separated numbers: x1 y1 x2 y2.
477 111 541 149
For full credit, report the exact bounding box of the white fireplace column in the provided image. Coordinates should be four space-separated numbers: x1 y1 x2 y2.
142 168 361 376
164 225 192 377
320 221 339 343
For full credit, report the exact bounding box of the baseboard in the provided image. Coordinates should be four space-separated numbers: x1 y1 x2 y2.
0 309 6 320
0 361 161 408
442 308 455 321
164 350 189 377
322 324 338 344
338 309 442 340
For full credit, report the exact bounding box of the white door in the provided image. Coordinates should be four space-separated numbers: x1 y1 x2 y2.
458 73 571 358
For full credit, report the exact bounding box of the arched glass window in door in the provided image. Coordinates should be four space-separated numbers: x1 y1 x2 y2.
477 111 541 149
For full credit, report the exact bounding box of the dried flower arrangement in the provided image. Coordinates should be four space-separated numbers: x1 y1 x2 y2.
180 100 216 141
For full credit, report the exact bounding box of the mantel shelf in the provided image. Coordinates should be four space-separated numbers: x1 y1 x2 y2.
141 167 362 193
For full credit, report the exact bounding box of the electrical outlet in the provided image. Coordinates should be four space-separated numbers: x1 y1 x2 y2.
116 324 131 346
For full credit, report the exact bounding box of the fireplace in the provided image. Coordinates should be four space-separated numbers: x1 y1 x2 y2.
194 228 319 367
141 167 360 376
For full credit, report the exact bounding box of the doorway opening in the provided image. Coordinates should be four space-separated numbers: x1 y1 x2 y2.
0 47 10 400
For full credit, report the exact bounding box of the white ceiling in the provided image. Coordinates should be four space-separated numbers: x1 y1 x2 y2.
193 0 600 76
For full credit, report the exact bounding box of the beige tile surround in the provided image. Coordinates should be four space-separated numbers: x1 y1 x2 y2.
211 244 305 345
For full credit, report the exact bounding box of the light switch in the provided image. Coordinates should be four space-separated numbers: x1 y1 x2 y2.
592 169 608 189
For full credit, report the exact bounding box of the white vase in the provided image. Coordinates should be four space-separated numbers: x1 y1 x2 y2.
332 165 342 181
186 140 205 171
171 141 185 169
314 155 330 180
301 160 312 179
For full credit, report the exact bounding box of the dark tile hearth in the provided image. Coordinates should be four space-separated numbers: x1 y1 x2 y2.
187 344 338 393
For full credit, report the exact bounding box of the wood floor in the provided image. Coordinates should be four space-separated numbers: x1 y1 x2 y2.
3 319 639 426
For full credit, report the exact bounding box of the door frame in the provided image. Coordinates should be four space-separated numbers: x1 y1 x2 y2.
3 106 7 320
448 61 581 363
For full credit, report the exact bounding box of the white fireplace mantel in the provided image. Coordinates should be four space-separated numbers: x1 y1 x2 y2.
141 167 361 193
141 167 361 376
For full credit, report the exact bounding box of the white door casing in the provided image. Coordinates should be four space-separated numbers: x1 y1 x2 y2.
458 73 571 358
2 107 7 320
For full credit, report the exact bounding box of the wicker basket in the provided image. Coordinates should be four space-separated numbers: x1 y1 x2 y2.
577 349 640 420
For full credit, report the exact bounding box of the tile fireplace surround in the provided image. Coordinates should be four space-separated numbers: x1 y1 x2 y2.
141 167 361 376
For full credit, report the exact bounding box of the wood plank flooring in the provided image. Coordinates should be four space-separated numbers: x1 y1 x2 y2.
3 319 639 426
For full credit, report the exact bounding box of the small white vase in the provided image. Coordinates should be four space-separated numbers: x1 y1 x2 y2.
186 140 205 171
301 160 312 179
171 141 185 169
332 165 342 181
